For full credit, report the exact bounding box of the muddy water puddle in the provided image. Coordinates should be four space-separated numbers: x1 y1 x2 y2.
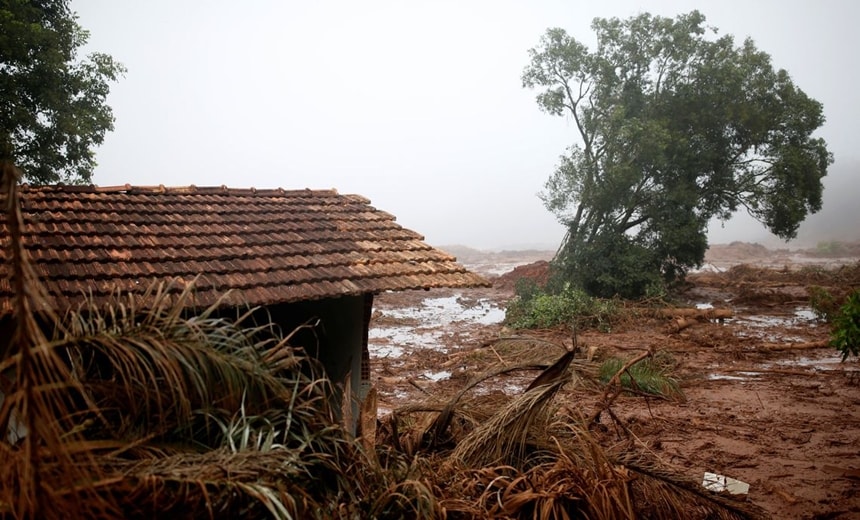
369 292 504 359
699 305 850 381
726 306 820 342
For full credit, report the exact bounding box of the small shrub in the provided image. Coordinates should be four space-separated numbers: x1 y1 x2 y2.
808 285 838 321
505 284 618 331
514 277 543 303
831 289 860 361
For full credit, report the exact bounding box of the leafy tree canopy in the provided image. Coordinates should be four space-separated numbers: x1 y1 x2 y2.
523 11 832 298
0 0 124 184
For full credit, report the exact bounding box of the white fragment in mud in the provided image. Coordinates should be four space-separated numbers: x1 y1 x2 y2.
503 382 526 394
696 303 714 310
693 263 726 273
369 342 405 358
794 307 817 321
423 370 451 382
702 472 750 495
707 374 751 381
369 326 446 354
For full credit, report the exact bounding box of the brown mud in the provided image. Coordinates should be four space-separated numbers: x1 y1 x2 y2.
369 243 860 519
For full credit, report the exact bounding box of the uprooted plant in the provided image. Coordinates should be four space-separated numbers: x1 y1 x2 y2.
598 350 684 401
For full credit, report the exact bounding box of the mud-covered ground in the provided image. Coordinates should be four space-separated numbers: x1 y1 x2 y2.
368 243 860 519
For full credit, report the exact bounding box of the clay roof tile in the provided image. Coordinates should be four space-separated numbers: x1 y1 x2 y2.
0 185 488 313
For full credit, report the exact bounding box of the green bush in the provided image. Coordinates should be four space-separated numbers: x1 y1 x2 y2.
513 277 543 303
505 283 618 331
808 285 838 321
831 289 860 361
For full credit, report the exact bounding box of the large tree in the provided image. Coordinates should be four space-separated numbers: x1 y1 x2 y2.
0 0 124 185
523 11 832 298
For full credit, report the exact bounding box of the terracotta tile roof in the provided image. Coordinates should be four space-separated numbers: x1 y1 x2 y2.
0 185 489 314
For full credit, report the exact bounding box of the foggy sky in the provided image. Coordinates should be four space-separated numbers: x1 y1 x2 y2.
71 0 859 250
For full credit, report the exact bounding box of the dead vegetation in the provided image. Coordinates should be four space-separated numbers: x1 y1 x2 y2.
381 337 764 519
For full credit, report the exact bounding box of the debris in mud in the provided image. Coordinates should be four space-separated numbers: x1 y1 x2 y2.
370 246 860 518
703 472 751 495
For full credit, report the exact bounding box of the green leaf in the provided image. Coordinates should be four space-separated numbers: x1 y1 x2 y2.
0 0 125 184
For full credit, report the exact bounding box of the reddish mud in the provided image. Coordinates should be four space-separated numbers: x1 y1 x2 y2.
369 243 860 519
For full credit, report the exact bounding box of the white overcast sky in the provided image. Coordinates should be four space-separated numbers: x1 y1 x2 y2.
72 0 859 250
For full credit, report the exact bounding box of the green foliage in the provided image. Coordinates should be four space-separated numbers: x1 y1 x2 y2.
556 232 667 299
0 0 125 184
505 282 618 330
831 289 860 361
599 353 683 399
513 276 543 302
808 285 839 322
815 240 848 256
523 11 832 298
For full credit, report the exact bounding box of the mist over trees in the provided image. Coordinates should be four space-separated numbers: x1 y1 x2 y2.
0 0 124 185
523 11 832 298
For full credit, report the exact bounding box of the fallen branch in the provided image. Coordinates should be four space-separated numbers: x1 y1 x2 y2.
414 351 579 451
408 378 431 395
715 340 830 353
668 317 698 333
656 308 734 320
823 464 860 480
757 340 829 351
442 335 568 369
476 335 569 352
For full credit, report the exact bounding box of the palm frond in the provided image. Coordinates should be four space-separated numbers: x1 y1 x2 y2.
451 376 569 468
52 283 336 450
1 163 119 519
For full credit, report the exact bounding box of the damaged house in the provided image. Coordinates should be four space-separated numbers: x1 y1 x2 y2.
0 184 488 417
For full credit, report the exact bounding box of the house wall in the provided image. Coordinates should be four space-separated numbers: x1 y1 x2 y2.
260 294 371 427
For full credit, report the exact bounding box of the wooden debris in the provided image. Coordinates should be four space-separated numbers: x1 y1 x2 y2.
823 465 860 480
758 340 829 351
657 308 734 320
657 308 734 332
359 386 378 459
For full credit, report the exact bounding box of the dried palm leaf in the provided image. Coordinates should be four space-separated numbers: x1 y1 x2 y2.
1 163 119 519
451 377 568 468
